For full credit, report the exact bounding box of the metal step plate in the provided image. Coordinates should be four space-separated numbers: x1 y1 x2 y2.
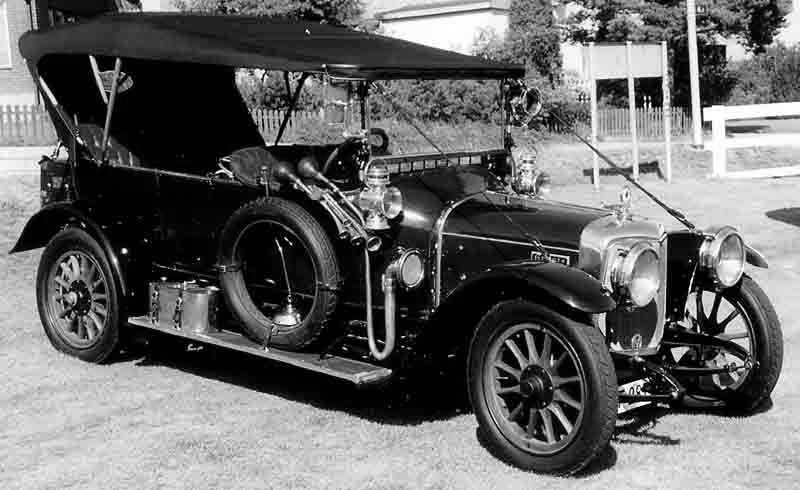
128 316 393 385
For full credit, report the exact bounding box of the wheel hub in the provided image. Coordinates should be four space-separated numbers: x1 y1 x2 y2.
520 365 554 409
69 281 93 316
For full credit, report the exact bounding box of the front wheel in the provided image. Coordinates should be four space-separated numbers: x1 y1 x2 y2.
673 275 783 411
468 300 617 475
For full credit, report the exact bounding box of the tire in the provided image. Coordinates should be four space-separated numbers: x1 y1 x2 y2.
681 275 783 412
468 300 617 475
36 227 123 363
219 197 340 350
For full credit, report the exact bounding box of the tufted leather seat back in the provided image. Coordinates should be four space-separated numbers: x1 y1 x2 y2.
78 123 141 167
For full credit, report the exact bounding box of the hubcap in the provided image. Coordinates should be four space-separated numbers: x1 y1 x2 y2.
47 251 109 348
519 365 555 409
484 323 586 455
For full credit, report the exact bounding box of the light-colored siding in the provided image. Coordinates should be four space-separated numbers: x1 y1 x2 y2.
0 0 36 105
381 9 509 54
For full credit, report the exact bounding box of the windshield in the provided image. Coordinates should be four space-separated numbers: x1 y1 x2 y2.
241 72 505 154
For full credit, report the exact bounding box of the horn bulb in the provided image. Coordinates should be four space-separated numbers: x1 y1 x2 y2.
271 160 296 182
296 156 322 181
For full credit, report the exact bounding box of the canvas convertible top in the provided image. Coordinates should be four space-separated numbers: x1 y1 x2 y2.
19 12 525 80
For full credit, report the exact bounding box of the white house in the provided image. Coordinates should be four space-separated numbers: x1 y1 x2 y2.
367 0 800 76
373 0 512 54
367 0 585 77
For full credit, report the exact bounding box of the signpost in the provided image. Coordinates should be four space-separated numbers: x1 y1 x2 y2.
582 42 672 189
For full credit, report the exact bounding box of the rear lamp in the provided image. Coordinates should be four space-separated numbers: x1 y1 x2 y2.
699 226 745 288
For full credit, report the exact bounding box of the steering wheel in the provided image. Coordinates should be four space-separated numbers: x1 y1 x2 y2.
321 136 364 177
369 128 390 156
321 129 391 179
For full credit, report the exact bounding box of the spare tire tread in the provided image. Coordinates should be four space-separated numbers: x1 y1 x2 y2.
219 197 341 350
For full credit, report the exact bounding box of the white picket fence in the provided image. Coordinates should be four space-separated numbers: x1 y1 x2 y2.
704 102 800 179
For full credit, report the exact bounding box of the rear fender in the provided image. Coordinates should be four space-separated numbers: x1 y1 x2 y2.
10 202 129 298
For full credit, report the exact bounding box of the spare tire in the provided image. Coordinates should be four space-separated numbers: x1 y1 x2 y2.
218 198 341 350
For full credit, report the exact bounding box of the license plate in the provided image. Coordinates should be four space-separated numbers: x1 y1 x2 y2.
617 379 652 415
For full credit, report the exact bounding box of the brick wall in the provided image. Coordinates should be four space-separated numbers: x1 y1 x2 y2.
0 0 36 106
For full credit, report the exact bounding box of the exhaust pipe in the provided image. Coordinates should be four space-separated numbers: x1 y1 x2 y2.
364 250 396 361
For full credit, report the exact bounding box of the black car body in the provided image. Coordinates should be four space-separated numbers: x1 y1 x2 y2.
12 3 783 475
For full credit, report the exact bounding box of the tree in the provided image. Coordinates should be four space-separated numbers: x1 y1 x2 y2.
179 0 364 26
564 0 791 106
507 0 562 84
473 1 563 83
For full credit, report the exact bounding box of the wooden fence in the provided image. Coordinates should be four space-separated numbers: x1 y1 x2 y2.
704 102 800 179
1 104 692 147
250 108 319 141
596 107 692 139
552 106 691 139
0 105 58 146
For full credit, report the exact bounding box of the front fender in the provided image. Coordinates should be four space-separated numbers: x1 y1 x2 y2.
443 260 616 314
745 244 768 268
10 202 129 298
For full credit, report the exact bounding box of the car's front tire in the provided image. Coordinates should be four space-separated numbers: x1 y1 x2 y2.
36 228 122 363
468 300 617 475
676 275 783 412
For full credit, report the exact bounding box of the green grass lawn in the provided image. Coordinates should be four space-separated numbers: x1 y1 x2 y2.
1 146 799 489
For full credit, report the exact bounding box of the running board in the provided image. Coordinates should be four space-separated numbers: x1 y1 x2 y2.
127 316 393 385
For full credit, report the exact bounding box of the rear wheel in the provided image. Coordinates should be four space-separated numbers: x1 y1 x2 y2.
468 300 617 475
36 228 122 363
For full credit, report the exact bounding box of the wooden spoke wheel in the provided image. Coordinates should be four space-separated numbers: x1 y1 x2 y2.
672 275 783 410
468 300 617 475
36 228 122 363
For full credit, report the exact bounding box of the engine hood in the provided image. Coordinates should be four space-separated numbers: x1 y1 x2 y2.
442 192 609 252
391 165 609 257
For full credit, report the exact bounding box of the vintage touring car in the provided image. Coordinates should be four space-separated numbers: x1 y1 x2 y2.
12 3 783 475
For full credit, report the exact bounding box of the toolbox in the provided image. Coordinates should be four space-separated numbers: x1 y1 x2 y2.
148 281 219 334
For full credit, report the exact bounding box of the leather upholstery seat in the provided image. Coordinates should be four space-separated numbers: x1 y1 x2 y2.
222 146 281 187
78 123 140 167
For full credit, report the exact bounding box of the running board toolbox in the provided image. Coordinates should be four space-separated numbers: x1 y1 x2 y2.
127 316 393 385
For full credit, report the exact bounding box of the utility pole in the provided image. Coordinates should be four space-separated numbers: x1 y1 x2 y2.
686 0 703 147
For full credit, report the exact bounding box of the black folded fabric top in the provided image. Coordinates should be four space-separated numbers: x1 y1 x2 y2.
20 13 525 80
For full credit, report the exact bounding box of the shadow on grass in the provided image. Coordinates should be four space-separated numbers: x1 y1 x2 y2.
766 208 800 228
124 332 467 427
474 425 618 476
611 395 774 447
726 124 769 135
614 404 680 446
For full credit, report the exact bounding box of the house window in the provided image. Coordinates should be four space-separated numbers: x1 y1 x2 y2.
0 0 12 68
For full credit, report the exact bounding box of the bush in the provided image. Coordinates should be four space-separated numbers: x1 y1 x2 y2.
727 44 800 105
370 79 502 124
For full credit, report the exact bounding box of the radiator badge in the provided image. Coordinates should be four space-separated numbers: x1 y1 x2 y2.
531 250 570 266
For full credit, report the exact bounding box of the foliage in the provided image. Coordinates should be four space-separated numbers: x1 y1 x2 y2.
177 0 364 26
237 71 324 110
507 0 562 84
727 43 800 104
370 79 501 124
564 0 791 107
177 1 365 109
